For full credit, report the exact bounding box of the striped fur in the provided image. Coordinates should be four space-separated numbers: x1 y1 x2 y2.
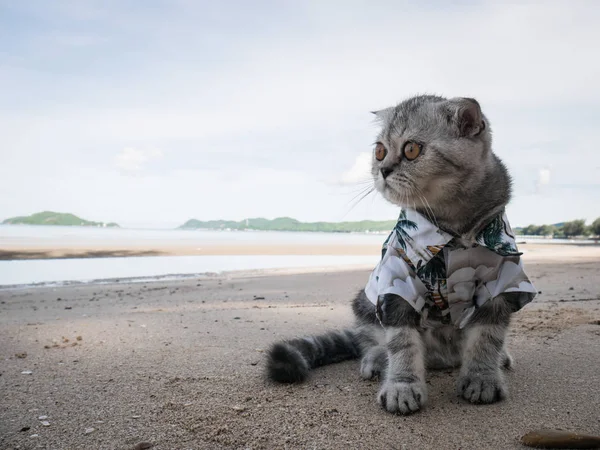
266 291 466 384
266 329 362 383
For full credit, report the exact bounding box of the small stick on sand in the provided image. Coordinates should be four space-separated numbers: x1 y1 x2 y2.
521 429 600 449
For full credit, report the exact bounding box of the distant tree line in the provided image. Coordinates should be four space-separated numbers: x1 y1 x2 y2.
518 218 600 238
179 217 397 232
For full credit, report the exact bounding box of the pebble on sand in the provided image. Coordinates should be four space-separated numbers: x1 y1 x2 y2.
84 427 95 434
41 421 50 427
21 370 33 375
38 415 48 420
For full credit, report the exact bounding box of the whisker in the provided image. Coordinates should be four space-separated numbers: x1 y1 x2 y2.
339 178 377 196
412 197 420 252
413 186 439 229
346 185 375 205
342 187 375 218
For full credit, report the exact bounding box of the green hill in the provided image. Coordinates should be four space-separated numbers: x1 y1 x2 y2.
2 211 119 228
179 217 395 233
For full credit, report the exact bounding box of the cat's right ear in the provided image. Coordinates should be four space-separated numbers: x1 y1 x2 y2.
371 107 395 123
447 98 485 138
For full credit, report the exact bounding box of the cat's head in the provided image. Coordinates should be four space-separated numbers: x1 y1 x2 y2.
371 95 493 211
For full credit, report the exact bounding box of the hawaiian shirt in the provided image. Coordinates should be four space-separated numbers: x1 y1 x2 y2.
365 208 537 328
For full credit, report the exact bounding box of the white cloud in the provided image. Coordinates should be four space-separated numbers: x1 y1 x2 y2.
114 147 163 172
340 152 372 185
537 168 551 186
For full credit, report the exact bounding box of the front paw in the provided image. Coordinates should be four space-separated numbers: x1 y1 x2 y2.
360 346 387 380
377 380 427 414
457 370 507 404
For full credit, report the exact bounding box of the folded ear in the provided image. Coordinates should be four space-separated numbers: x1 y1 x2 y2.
448 97 485 137
370 106 395 123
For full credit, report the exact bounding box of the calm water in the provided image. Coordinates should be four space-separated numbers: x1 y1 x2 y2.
0 225 593 287
0 254 379 287
0 225 383 287
1 225 592 246
0 224 386 246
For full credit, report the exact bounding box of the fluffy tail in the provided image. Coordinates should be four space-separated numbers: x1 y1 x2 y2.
266 329 361 383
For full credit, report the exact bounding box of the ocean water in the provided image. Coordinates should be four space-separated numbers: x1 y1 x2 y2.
0 225 594 287
0 225 383 287
0 224 386 247
0 254 379 287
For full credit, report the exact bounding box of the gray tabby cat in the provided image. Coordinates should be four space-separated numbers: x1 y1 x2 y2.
266 95 521 414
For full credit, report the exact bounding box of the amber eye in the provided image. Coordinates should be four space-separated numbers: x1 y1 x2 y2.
403 142 422 161
375 143 387 161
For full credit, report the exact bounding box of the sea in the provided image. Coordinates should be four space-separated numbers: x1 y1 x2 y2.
0 225 383 287
0 225 594 288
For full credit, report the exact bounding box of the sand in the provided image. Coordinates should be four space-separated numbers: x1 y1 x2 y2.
0 244 381 260
1 252 599 449
1 242 600 261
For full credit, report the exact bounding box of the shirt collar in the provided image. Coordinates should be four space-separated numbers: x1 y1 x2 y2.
383 208 521 267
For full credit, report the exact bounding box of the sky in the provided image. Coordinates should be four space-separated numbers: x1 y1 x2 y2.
1 0 599 229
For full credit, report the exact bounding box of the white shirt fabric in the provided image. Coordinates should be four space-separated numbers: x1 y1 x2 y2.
365 208 537 328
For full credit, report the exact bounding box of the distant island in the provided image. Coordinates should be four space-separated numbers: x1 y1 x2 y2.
3 211 599 238
2 211 119 228
179 217 396 233
180 216 600 237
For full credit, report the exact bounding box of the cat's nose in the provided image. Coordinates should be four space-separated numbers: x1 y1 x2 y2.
380 167 394 179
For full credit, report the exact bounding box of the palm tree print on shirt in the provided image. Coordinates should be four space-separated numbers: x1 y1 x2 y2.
393 209 418 251
417 253 447 290
380 232 392 260
380 209 419 260
476 214 517 256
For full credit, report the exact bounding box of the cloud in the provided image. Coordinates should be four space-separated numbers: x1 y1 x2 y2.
534 167 551 193
114 147 163 172
339 152 372 185
538 168 551 185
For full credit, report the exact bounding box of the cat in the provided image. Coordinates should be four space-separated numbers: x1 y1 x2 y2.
266 95 536 414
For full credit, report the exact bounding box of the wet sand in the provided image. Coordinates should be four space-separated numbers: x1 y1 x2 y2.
0 244 380 260
1 242 600 261
1 254 599 449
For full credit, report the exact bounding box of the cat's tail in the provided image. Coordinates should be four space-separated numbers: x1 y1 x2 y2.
266 329 362 383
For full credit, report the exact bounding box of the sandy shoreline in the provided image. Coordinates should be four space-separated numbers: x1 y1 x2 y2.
2 244 600 291
0 243 381 260
1 252 600 449
1 242 600 261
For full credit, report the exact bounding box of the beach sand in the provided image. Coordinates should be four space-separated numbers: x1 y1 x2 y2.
0 243 380 260
1 241 600 261
1 250 599 449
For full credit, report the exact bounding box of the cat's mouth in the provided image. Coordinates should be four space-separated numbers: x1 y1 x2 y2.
380 180 415 207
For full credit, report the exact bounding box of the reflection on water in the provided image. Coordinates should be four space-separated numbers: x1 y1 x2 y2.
0 224 386 246
1 225 595 287
0 254 379 287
